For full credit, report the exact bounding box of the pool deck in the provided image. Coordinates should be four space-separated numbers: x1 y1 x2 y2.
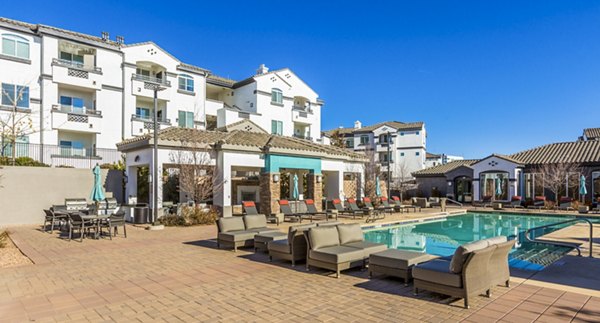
1 208 599 322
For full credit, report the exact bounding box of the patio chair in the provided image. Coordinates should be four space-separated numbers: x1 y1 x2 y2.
557 197 574 211
43 209 68 234
391 196 418 213
268 223 317 266
303 199 331 222
413 242 495 309
507 196 524 208
278 199 305 222
473 195 492 207
429 197 441 207
489 239 516 288
67 212 97 242
414 197 431 208
527 196 546 210
100 211 127 239
345 198 368 219
242 201 259 215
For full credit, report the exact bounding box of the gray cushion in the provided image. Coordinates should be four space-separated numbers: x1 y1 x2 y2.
255 231 287 243
218 217 245 233
268 240 291 253
316 221 341 227
247 227 279 234
413 259 463 288
449 240 489 274
337 224 364 244
344 241 387 257
370 249 436 269
483 236 507 246
309 245 365 264
218 230 256 242
308 226 340 250
244 214 267 230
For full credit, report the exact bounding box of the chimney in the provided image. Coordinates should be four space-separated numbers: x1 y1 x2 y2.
354 120 362 129
116 35 125 44
101 31 109 41
256 64 269 75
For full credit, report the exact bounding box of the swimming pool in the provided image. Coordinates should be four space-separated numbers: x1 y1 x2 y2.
363 212 576 271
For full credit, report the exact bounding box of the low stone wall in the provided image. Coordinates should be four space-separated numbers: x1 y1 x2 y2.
0 166 122 226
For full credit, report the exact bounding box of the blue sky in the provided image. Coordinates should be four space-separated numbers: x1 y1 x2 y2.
3 1 600 158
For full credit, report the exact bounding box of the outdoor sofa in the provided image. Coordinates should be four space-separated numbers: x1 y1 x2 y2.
268 223 317 266
304 223 387 278
216 215 278 251
507 196 524 208
527 196 546 210
412 236 515 308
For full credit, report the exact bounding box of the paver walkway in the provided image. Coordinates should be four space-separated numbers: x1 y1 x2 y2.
1 223 598 322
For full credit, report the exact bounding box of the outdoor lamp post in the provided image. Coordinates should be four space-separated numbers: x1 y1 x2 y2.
149 84 166 224
387 131 392 198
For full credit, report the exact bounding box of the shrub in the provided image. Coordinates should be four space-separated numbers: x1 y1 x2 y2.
158 206 218 226
0 157 49 167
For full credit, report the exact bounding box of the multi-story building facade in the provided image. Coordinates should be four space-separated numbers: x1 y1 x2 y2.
424 153 464 168
323 120 427 181
0 17 324 168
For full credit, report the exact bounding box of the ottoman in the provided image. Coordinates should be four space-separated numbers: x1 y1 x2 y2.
368 249 437 286
254 231 287 252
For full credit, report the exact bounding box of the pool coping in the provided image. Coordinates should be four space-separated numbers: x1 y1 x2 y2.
361 209 467 231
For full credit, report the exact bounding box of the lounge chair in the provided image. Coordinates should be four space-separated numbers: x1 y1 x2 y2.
331 198 366 219
268 223 316 266
527 196 546 210
413 236 514 308
345 198 368 219
278 199 305 222
429 197 441 207
557 197 575 211
303 199 331 222
362 197 386 223
507 196 523 208
414 197 431 208
378 197 396 214
473 195 492 207
391 196 419 213
242 201 259 215
304 223 387 278
216 215 278 252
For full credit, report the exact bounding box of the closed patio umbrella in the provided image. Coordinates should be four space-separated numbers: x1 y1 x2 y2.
580 175 587 202
90 164 105 214
375 176 382 197
495 177 503 199
292 174 299 213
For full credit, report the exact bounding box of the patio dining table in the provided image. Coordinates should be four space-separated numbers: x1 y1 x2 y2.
80 214 110 239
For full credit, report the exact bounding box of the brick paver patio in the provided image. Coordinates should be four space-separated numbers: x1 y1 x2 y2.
1 220 599 322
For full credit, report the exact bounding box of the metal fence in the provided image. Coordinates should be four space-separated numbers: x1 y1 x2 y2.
0 142 121 168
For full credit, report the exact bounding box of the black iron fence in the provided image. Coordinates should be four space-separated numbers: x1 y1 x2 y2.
0 141 121 168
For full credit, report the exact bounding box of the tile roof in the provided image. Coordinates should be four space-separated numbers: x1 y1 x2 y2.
117 127 366 161
509 140 600 165
216 119 267 133
323 121 424 136
413 159 478 177
583 127 600 140
206 75 236 87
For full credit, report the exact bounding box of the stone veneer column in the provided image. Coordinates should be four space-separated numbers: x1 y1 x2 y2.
259 172 280 215
307 173 323 211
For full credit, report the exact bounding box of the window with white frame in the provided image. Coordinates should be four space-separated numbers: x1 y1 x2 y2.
271 88 283 104
1 83 29 108
59 140 86 156
1 34 29 59
271 120 283 135
136 107 151 119
178 110 194 128
59 51 84 66
178 74 194 92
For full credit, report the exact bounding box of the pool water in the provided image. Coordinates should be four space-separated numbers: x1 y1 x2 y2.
363 212 576 271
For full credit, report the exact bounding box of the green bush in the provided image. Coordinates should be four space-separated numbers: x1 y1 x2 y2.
158 206 218 226
0 157 49 167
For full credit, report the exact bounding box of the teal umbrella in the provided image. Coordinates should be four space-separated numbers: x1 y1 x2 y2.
579 175 587 202
375 176 382 197
292 174 299 200
90 164 105 214
495 177 503 199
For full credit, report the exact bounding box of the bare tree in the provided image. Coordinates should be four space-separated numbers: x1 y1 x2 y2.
0 83 39 166
329 129 346 149
362 149 381 198
392 159 414 201
169 141 227 205
536 162 581 202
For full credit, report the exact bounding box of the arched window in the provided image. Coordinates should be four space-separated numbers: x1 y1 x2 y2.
178 74 194 92
2 34 30 59
271 88 283 104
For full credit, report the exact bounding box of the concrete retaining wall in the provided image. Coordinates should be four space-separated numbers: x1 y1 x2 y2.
0 166 123 226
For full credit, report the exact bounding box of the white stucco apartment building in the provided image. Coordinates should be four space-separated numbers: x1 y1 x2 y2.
0 17 324 168
323 120 427 181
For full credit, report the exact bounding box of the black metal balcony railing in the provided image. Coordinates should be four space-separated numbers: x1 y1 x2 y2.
132 74 171 87
52 58 103 73
0 142 120 168
131 114 171 124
